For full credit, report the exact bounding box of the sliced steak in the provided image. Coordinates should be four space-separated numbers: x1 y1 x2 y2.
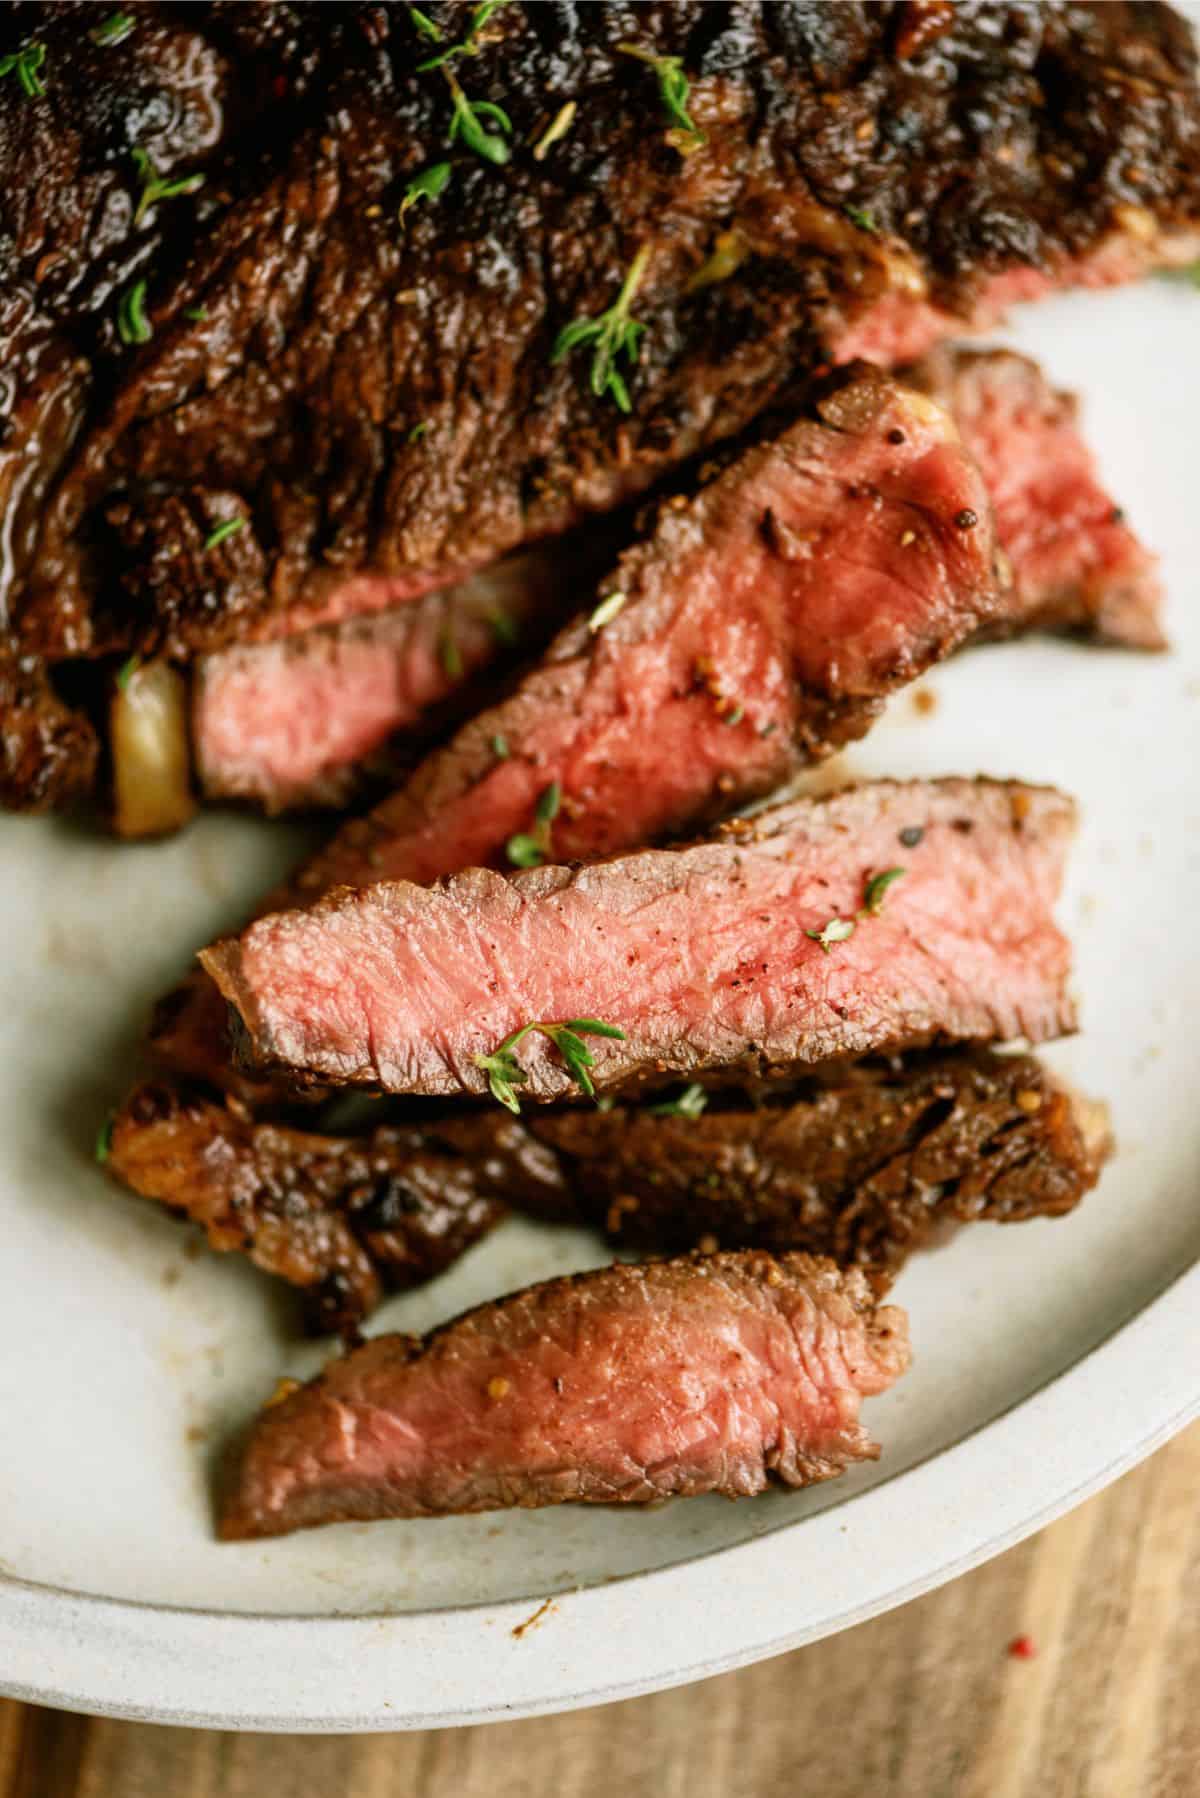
194 347 1162 816
908 348 1165 649
108 1050 1107 1330
201 778 1077 1101
6 2 1200 811
106 1083 507 1337
152 366 1000 1093
193 548 574 813
219 1251 909 1537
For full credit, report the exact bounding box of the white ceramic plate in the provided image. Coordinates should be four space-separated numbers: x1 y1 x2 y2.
2 276 1199 1731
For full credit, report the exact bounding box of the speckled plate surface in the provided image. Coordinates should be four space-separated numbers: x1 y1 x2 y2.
2 277 1199 1730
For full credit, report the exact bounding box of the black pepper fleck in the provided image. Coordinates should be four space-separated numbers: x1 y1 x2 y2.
899 825 924 848
954 508 978 529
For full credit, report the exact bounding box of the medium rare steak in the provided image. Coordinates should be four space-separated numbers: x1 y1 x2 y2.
193 547 576 813
201 779 1078 1101
908 348 1165 649
151 364 1000 1093
219 1251 910 1537
108 1050 1107 1331
194 346 1165 814
5 1 1200 811
106 1082 508 1336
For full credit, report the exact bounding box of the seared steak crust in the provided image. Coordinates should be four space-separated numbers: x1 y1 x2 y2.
109 1050 1107 1330
219 1250 910 1537
4 1 1200 807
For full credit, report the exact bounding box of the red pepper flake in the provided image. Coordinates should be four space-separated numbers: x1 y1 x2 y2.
1007 1633 1037 1660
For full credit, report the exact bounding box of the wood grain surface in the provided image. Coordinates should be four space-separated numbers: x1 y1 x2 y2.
4 1420 1198 1798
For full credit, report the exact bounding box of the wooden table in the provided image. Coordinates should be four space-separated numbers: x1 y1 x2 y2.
3 1420 1197 1798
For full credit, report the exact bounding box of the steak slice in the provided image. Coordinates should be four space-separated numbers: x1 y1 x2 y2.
106 1083 507 1337
201 778 1078 1101
7 2 1200 812
192 548 574 813
525 1052 1111 1264
907 348 1165 650
108 1050 1107 1331
194 348 1162 816
219 1251 910 1537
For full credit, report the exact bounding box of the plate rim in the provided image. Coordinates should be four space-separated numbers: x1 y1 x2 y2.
2 1252 1195 1732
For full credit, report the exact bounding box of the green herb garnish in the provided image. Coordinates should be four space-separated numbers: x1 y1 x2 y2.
861 867 906 915
1160 261 1200 289
95 1112 115 1163
115 655 140 691
438 628 463 679
399 160 452 223
445 69 512 164
648 1083 708 1119
552 245 650 413
416 0 508 70
488 608 518 646
843 204 879 236
90 12 135 46
408 420 429 443
724 703 744 727
117 280 152 345
588 590 626 632
474 1016 626 1113
183 304 208 322
533 99 576 161
506 780 561 867
0 42 46 97
409 5 442 41
806 916 856 954
203 516 244 552
491 733 510 760
131 147 205 225
616 43 704 153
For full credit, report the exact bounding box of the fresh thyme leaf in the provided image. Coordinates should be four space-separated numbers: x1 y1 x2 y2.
533 99 576 161
446 72 512 163
488 607 517 646
473 1015 625 1113
183 304 208 322
491 733 510 759
724 703 744 727
534 780 561 826
505 832 546 867
861 866 906 915
94 1111 115 1163
551 245 650 413
418 0 509 72
90 12 135 46
131 147 205 225
806 916 856 953
843 204 879 235
409 5 442 41
588 590 626 632
408 420 429 443
399 159 451 222
506 782 560 865
616 43 704 152
438 628 463 679
117 279 152 345
115 655 140 691
203 516 244 552
648 1082 708 1119
0 42 46 97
